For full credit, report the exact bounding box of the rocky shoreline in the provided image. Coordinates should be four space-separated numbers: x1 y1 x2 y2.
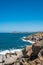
23 32 43 43
22 37 35 44
0 32 43 65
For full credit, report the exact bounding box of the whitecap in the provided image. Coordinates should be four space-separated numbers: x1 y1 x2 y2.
0 49 22 55
22 37 35 44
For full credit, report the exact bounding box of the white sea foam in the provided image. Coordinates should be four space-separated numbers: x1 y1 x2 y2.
0 49 22 55
0 36 35 55
22 36 35 44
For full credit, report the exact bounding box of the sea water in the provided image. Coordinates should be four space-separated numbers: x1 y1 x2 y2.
0 33 35 54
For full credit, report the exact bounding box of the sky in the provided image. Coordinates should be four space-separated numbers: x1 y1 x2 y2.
0 0 43 32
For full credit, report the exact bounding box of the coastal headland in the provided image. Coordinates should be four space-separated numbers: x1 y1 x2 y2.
0 32 43 65
22 32 43 43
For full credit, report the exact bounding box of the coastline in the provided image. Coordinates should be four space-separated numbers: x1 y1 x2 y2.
0 36 35 55
22 37 35 44
0 32 43 65
0 49 22 55
0 38 33 55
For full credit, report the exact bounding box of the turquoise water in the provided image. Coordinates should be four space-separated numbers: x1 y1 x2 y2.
0 33 34 50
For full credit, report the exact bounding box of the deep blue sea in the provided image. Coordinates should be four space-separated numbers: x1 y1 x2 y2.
0 33 35 51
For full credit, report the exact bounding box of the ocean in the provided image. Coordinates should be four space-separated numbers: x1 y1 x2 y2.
0 33 35 54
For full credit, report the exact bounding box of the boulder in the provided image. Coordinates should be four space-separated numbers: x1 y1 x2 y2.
4 55 17 65
13 62 20 65
38 49 43 61
19 58 28 65
15 51 23 58
29 58 41 65
32 42 41 55
29 61 36 65
26 48 32 58
0 54 5 63
23 46 32 53
22 46 33 59
34 58 41 65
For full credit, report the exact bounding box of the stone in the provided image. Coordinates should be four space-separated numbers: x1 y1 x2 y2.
29 61 36 65
38 49 43 61
15 51 23 58
0 54 5 63
22 46 32 59
32 42 41 55
34 58 41 65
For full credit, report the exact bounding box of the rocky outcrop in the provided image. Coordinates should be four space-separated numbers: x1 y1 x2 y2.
19 40 43 65
1 41 43 65
0 33 43 65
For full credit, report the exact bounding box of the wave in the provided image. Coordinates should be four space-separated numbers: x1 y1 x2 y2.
22 36 35 44
0 48 22 55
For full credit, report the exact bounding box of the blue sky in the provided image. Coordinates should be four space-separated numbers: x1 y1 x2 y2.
0 0 43 32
